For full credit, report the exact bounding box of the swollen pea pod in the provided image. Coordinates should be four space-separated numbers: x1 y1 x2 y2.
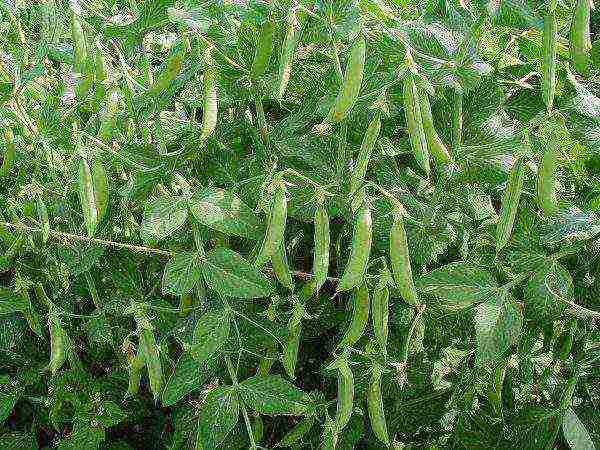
367 364 389 445
496 156 525 252
275 9 299 101
283 301 304 378
251 18 276 79
403 72 430 175
389 205 418 305
537 115 567 216
77 157 109 237
127 348 145 396
312 200 330 293
147 38 189 98
337 205 372 292
541 2 557 112
372 266 391 354
98 89 119 143
334 352 354 433
349 115 381 196
337 281 370 349
92 42 109 108
255 179 287 267
139 325 163 401
419 90 453 165
325 35 366 125
570 0 592 77
71 13 87 73
0 127 15 177
200 46 218 141
271 241 294 290
48 304 66 374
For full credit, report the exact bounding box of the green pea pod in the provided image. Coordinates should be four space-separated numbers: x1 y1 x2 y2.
276 415 314 447
487 360 507 416
537 115 567 216
349 116 381 196
372 266 391 354
283 324 301 379
71 14 87 73
127 351 145 396
367 364 389 445
76 54 95 101
148 38 188 97
200 46 218 140
271 241 294 290
275 9 299 101
0 127 16 177
334 353 354 433
139 326 163 401
337 205 372 292
554 318 577 362
256 179 287 267
403 73 430 175
337 281 370 350
496 157 525 251
93 43 109 107
326 35 366 124
48 304 66 374
570 0 592 77
251 18 276 79
390 206 418 305
541 5 557 112
313 202 330 293
98 89 119 142
419 90 453 165
78 158 109 237
37 198 50 244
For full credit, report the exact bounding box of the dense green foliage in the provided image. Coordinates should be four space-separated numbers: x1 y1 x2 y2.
1 0 600 449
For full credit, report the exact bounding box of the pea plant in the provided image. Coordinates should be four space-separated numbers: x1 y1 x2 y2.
2 0 600 449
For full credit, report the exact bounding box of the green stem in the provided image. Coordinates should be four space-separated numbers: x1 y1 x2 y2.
225 355 257 450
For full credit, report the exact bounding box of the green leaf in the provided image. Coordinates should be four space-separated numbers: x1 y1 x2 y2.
474 291 523 368
202 248 275 298
0 377 23 422
141 195 188 242
540 208 600 246
416 262 498 309
524 262 573 323
57 422 105 450
162 252 204 295
562 408 596 450
190 311 230 363
0 288 29 314
0 432 37 450
197 386 240 450
97 401 127 428
162 353 217 407
189 188 264 240
239 375 310 416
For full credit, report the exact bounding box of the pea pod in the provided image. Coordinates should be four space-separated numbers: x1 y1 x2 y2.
334 352 354 433
570 0 592 77
71 13 87 73
367 364 389 445
372 266 391 354
389 206 418 305
276 415 314 447
541 3 557 112
78 157 109 237
148 38 188 97
200 46 218 140
326 35 366 124
337 205 372 292
98 89 119 142
48 304 66 374
496 157 525 251
251 18 276 79
554 318 577 362
256 179 287 267
283 324 301 379
403 72 430 175
537 115 567 216
0 127 16 177
337 281 370 349
419 91 452 165
127 349 145 396
275 9 299 101
349 116 381 196
271 241 294 290
313 201 330 293
139 326 163 400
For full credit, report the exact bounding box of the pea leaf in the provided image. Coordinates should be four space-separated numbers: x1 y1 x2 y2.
141 195 188 242
239 375 310 416
162 353 217 407
202 248 275 298
162 252 204 295
562 408 596 450
190 311 230 363
0 288 29 314
197 386 240 450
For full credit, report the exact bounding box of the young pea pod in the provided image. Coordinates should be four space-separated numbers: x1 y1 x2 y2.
541 3 557 112
271 241 294 290
276 415 314 447
390 206 418 305
554 317 577 362
349 116 381 196
325 35 366 124
372 266 391 354
98 89 119 143
403 72 430 175
127 349 145 396
200 46 218 140
337 281 370 349
0 127 16 177
419 91 453 165
256 179 287 267
283 324 301 379
78 157 109 237
148 38 189 97
537 115 567 216
334 352 354 433
251 18 276 79
48 304 66 374
496 157 525 251
337 205 372 292
570 0 592 77
312 201 330 293
367 364 389 445
71 13 87 73
139 326 163 401
275 9 299 101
